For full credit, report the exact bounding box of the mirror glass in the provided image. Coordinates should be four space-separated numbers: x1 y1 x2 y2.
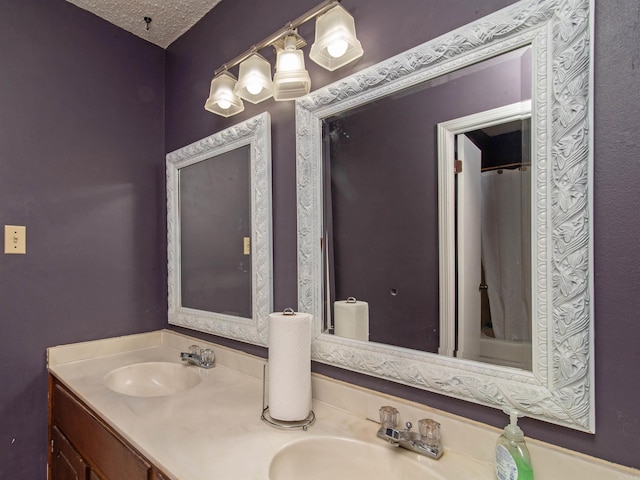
296 0 594 431
167 112 272 346
180 145 252 317
323 47 532 368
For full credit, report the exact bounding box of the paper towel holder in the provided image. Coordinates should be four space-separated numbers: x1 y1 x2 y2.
261 363 315 430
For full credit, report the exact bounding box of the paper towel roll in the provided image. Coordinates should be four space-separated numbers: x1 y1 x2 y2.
334 298 369 341
268 310 312 421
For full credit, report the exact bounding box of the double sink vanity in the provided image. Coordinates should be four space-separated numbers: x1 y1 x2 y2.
48 330 470 480
47 330 638 480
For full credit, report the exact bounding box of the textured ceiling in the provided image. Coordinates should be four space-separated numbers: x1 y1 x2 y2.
64 0 223 48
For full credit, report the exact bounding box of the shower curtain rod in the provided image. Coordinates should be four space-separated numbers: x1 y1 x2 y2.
481 162 530 172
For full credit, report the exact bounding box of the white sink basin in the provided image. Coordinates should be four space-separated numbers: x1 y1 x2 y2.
104 362 201 397
269 436 443 480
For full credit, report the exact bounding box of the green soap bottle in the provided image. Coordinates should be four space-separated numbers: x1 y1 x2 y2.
495 408 534 480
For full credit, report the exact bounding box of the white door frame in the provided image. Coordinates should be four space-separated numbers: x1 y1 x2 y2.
437 100 532 357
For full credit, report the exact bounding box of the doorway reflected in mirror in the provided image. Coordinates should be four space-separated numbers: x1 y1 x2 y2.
456 118 532 370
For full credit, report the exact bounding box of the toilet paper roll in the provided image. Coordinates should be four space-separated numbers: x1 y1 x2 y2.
268 310 312 421
334 298 369 341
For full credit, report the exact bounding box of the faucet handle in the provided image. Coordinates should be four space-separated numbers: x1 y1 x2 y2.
418 418 441 448
200 348 215 367
189 344 201 356
379 406 399 429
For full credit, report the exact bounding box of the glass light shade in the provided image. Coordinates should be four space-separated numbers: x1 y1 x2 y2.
309 5 364 71
273 35 311 101
204 71 244 117
234 53 273 104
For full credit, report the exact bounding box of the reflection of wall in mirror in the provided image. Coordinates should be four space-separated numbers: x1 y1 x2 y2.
326 47 531 353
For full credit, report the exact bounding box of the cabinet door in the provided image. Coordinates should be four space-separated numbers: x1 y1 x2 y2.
50 377 173 480
52 383 151 480
51 426 88 480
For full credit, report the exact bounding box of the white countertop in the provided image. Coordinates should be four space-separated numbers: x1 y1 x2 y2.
48 330 640 480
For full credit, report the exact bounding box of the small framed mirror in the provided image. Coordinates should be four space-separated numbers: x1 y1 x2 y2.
167 112 272 345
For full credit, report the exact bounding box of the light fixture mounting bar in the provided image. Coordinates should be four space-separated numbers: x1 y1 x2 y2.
214 0 340 76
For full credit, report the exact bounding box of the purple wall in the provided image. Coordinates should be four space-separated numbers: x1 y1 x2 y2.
166 0 640 470
0 0 635 476
0 0 166 477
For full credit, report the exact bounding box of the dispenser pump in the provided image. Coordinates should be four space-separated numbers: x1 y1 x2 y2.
495 407 534 479
503 407 525 440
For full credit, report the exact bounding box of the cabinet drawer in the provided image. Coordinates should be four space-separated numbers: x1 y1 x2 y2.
51 426 88 480
52 382 150 480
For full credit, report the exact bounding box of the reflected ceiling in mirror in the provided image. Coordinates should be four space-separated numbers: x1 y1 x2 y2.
296 0 594 431
167 112 272 345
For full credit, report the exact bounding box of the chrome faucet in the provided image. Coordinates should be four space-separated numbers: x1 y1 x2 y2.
376 406 443 459
180 344 215 369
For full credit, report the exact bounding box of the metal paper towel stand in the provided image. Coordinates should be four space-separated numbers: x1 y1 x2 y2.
261 363 315 430
260 308 315 430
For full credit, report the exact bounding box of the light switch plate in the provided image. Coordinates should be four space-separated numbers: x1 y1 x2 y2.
5 225 26 254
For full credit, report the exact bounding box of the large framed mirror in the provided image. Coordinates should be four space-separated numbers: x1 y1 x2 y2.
296 0 594 431
167 112 272 345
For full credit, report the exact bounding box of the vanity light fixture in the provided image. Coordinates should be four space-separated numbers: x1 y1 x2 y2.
204 71 245 117
309 4 363 71
273 32 312 101
234 53 274 104
204 0 363 116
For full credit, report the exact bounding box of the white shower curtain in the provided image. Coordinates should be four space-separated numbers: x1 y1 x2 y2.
481 168 531 342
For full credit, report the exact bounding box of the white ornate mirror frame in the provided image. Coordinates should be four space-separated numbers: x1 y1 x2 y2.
167 112 272 346
296 0 594 431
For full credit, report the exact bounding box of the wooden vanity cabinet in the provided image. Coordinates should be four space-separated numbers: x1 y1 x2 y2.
48 375 170 480
51 425 88 480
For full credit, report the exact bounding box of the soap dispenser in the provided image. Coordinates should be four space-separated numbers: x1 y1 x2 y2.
495 407 534 480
